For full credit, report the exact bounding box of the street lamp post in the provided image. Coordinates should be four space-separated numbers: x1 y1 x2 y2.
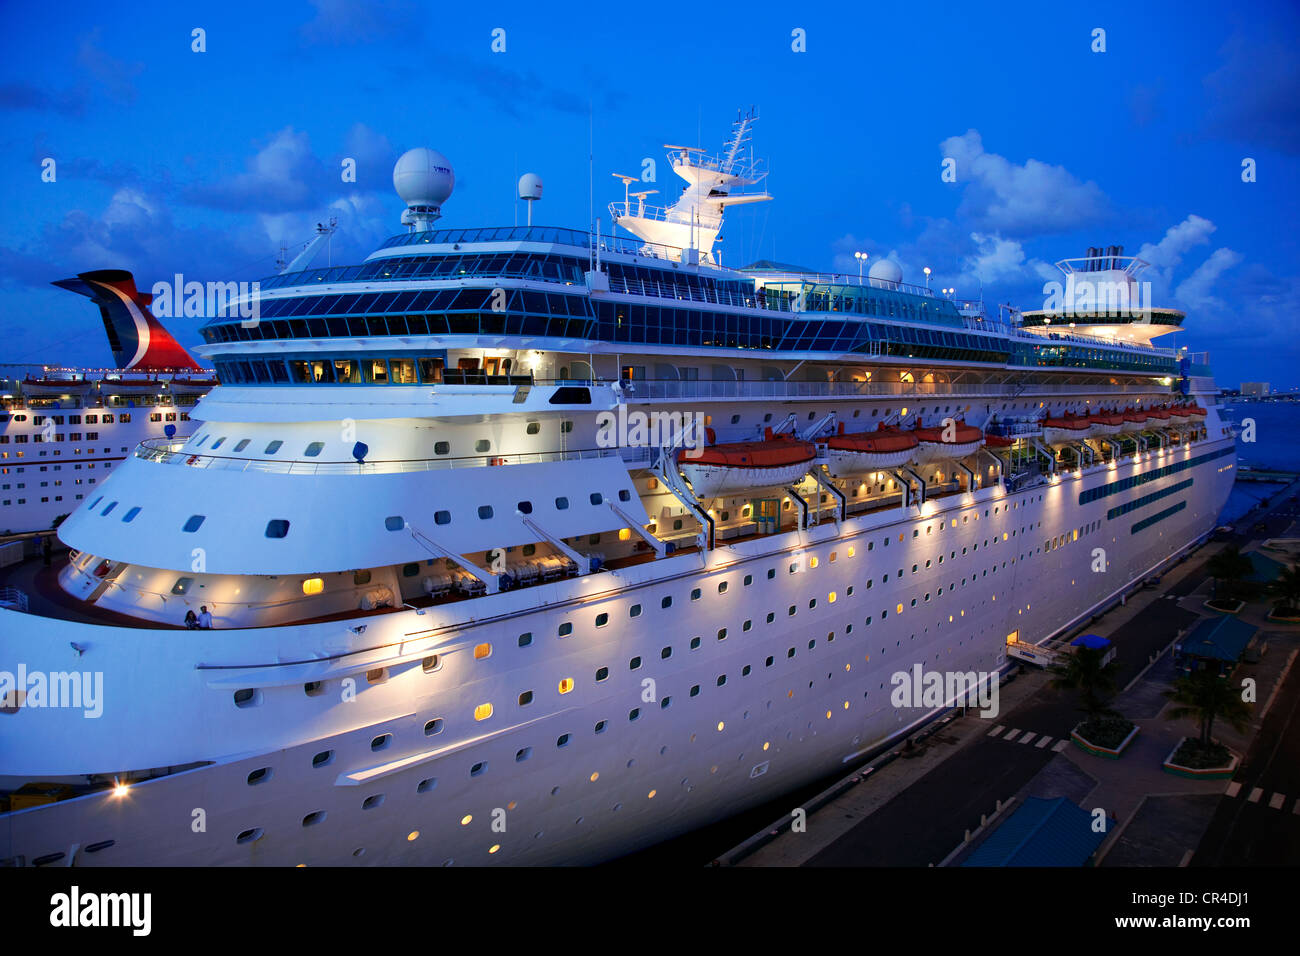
923 266 931 290
854 251 868 283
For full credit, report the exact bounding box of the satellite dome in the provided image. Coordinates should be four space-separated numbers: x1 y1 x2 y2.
518 173 543 200
868 257 903 289
393 147 455 208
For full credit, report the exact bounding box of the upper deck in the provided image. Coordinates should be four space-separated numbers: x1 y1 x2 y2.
196 226 1190 385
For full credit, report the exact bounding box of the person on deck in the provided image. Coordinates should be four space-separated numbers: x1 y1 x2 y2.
184 609 198 629
198 606 213 629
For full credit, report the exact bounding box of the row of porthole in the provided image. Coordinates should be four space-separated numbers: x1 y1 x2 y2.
233 618 1012 856
241 641 968 856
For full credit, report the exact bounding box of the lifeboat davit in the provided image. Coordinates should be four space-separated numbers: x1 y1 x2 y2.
1042 412 1092 444
824 423 919 477
910 420 984 463
678 427 815 498
1087 410 1125 436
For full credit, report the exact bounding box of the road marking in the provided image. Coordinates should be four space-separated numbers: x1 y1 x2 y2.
1035 736 1052 748
1269 792 1286 810
1225 781 1242 797
1019 732 1037 745
1248 787 1264 803
987 725 1005 737
1003 729 1021 742
1052 740 1069 752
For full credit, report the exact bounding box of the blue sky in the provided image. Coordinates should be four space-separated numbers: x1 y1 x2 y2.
2 0 1297 388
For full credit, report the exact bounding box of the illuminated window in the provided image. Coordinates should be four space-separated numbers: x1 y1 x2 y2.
474 643 492 660
474 703 493 721
558 678 575 694
301 577 324 596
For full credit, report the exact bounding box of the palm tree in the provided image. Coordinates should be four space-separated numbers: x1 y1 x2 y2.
1050 645 1120 720
1269 563 1300 613
1163 668 1253 747
1206 546 1252 600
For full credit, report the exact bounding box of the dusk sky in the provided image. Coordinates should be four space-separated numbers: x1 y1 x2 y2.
2 0 1297 388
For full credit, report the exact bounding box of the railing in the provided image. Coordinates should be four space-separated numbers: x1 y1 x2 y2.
134 438 622 476
605 273 788 312
621 379 1166 402
608 201 723 230
0 586 29 612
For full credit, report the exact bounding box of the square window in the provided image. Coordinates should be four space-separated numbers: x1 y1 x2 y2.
478 505 494 519
434 510 451 524
265 519 290 538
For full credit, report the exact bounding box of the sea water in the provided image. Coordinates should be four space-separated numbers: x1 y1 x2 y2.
1220 400 1300 523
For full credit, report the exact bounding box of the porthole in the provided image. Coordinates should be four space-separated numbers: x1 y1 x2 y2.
182 514 205 533
417 777 437 793
422 654 441 673
312 750 333 768
362 794 384 810
247 767 271 785
304 441 324 457
304 681 323 696
302 811 326 826
518 690 534 706
424 718 444 736
384 515 404 531
233 688 259 708
236 828 264 845
434 510 451 525
371 734 391 751
264 519 290 538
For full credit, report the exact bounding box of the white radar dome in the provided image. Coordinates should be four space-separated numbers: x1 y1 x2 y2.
868 257 904 289
518 173 543 200
393 147 455 207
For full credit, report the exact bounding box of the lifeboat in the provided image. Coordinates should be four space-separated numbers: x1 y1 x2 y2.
1145 406 1172 424
824 423 919 477
1042 412 1092 444
1188 404 1207 419
1087 410 1125 436
678 427 816 498
1170 403 1198 423
1120 407 1149 433
983 432 1015 449
910 420 984 463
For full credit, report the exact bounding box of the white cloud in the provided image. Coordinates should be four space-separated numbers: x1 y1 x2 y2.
940 130 1109 234
1174 247 1242 312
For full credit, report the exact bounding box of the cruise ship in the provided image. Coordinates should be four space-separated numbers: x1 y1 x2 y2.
0 270 213 536
0 114 1235 867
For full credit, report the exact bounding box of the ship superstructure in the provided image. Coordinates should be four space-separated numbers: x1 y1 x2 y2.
0 116 1234 867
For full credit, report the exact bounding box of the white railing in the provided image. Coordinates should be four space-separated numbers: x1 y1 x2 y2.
622 379 1165 402
608 201 722 231
134 438 622 476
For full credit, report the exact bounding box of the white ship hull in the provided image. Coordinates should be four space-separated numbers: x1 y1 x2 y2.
824 447 916 476
911 439 983 464
679 461 811 498
1042 426 1091 444
0 435 1234 867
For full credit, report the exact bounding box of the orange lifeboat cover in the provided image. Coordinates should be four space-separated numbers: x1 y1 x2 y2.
679 432 815 467
913 420 982 444
827 422 919 453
